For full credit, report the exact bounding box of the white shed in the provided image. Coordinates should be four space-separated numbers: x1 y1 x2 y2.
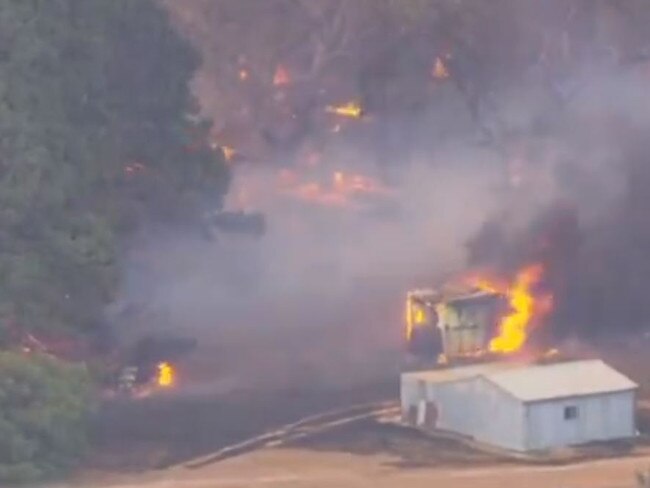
400 359 637 451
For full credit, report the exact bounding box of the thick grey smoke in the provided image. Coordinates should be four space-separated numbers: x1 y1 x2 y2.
111 148 503 389
111 1 650 390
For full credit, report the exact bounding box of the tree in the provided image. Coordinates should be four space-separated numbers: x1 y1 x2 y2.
0 352 93 484
0 0 228 339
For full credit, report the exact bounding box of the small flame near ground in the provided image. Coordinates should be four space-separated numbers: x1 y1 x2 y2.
157 362 175 388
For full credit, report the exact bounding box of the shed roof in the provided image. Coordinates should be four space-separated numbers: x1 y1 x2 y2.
485 359 637 402
402 359 637 403
402 361 516 384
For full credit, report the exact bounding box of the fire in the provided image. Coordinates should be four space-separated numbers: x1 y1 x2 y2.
432 56 450 80
326 102 363 119
157 362 175 388
239 69 249 81
475 264 553 354
278 170 390 208
273 65 290 86
222 145 236 162
405 290 432 341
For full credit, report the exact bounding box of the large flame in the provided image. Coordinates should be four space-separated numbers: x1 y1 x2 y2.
326 102 363 119
477 264 552 353
157 362 175 388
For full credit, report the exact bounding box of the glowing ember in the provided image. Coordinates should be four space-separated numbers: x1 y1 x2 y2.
157 362 175 388
326 102 362 119
222 146 236 162
273 65 290 86
432 56 450 80
475 264 552 354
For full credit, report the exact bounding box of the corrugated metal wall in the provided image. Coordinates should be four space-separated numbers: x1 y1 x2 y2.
401 375 526 450
524 391 636 450
400 375 636 452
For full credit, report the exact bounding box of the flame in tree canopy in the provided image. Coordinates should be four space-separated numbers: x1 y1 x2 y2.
476 264 553 353
157 362 175 388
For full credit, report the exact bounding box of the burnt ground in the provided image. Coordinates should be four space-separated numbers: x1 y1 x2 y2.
89 381 396 471
285 418 649 470
87 332 650 475
286 419 513 469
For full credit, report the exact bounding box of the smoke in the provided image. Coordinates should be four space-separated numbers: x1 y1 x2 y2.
466 64 650 339
111 148 502 389
108 1 650 390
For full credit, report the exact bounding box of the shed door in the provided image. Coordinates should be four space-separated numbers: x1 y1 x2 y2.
423 401 438 428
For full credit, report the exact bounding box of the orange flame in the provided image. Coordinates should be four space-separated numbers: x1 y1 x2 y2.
273 65 290 86
222 145 236 162
432 56 450 80
157 362 175 388
278 170 389 208
476 264 553 354
326 102 362 119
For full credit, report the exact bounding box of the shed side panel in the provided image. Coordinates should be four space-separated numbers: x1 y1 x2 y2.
525 390 636 450
429 376 525 451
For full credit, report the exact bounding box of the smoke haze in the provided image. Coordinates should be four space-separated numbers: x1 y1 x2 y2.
109 1 650 388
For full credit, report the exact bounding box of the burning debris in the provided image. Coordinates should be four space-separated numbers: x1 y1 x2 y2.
406 264 553 363
157 361 175 388
112 334 196 398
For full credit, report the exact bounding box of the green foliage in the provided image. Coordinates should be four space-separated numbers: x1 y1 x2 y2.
0 0 228 336
0 352 93 484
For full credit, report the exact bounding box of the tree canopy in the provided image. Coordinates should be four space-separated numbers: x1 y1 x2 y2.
0 352 92 484
0 0 228 339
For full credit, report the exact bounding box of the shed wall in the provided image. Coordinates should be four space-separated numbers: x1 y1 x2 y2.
525 390 636 450
401 376 526 450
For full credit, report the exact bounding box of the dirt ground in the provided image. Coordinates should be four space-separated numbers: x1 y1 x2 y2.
61 444 650 488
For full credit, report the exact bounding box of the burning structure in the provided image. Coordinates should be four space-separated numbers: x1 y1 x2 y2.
406 264 553 363
400 359 637 452
402 264 637 451
406 287 504 362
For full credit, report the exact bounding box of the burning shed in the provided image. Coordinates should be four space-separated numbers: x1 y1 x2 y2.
406 286 503 361
401 359 637 451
